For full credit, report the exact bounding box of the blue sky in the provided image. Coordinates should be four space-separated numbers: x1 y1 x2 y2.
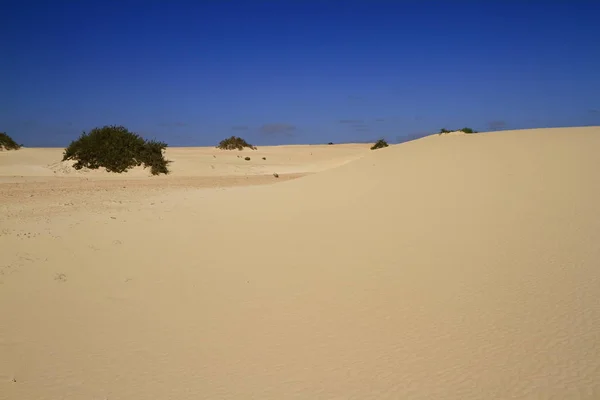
3 1 600 147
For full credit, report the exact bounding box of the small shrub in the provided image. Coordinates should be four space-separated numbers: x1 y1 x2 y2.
217 136 256 150
370 139 389 150
0 132 21 150
62 125 170 175
273 173 279 178
439 127 478 135
328 142 334 145
262 157 266 160
244 157 251 161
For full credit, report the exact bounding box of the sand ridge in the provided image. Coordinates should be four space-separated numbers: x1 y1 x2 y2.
1 127 600 399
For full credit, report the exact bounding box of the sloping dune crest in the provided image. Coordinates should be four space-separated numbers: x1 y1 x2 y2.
1 127 599 399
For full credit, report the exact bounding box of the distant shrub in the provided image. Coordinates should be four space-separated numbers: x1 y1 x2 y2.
244 156 251 161
370 139 389 150
439 127 478 135
0 132 21 150
62 125 170 175
217 136 256 150
262 157 266 160
328 142 334 145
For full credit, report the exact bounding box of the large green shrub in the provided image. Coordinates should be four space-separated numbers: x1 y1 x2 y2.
370 139 389 150
217 136 256 150
62 125 170 175
0 132 21 150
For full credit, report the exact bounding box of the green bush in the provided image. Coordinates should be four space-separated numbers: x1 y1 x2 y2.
439 127 478 135
62 125 170 175
217 136 256 150
0 132 21 150
370 139 389 150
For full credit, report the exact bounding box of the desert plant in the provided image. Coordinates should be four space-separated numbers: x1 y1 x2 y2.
216 136 256 150
0 132 21 150
439 127 478 134
244 157 251 161
62 125 170 175
370 139 389 150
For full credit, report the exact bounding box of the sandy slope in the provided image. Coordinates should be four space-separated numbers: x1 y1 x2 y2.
0 144 370 220
0 143 369 179
1 127 599 399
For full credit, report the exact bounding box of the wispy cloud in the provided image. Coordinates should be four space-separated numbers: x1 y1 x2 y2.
588 109 599 114
339 119 363 124
488 120 507 131
260 123 296 135
231 125 249 131
375 118 385 122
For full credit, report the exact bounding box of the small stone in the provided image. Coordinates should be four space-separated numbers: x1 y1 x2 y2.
273 173 279 178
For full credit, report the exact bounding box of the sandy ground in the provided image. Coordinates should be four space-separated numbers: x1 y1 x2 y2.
0 144 368 220
0 143 368 179
1 128 599 399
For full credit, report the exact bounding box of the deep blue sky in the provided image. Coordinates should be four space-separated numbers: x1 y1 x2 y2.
3 1 600 147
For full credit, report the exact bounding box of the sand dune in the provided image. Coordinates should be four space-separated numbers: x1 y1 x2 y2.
1 127 599 399
0 143 369 180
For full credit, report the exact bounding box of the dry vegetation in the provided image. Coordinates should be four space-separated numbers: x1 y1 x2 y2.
0 132 22 150
217 136 257 150
62 125 171 175
370 139 389 150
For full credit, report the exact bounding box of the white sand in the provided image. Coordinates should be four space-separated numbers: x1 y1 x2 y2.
1 128 599 399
